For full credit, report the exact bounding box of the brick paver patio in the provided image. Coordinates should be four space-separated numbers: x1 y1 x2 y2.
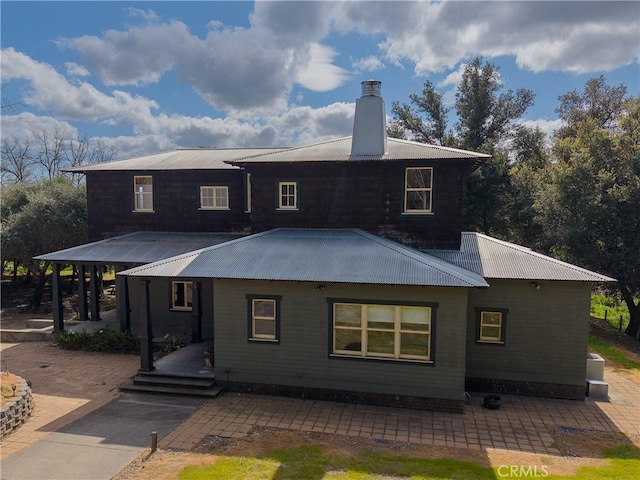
161 368 639 453
2 340 638 461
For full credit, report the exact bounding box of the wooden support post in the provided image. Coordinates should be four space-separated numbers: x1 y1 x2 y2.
116 272 131 333
89 265 101 321
52 263 64 333
139 279 154 372
77 264 89 321
191 281 203 343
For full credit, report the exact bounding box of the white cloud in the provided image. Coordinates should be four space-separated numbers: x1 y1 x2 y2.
65 62 90 77
324 1 640 75
351 55 385 73
520 118 563 140
296 44 350 92
0 112 78 142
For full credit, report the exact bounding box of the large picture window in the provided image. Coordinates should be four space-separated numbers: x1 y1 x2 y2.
134 176 153 211
404 167 433 213
278 181 298 210
475 307 508 344
200 186 229 210
332 301 434 362
247 295 281 342
171 281 193 311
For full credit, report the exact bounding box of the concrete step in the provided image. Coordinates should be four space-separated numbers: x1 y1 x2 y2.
133 375 215 389
119 382 224 398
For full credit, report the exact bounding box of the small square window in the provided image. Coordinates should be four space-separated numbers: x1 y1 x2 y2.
278 181 298 210
200 186 229 210
171 281 193 311
134 176 153 211
247 295 281 342
475 308 508 344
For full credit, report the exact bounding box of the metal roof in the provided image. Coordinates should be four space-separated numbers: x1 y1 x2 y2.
121 228 489 288
64 148 287 172
230 137 491 164
34 232 247 265
426 233 615 282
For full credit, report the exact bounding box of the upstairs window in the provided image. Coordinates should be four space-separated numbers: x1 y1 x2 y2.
278 181 298 210
200 186 229 210
404 167 433 213
134 176 153 211
171 281 193 311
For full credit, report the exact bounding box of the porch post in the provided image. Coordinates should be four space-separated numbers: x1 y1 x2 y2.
77 264 89 321
52 263 64 333
89 265 101 321
190 281 202 343
139 279 154 371
116 270 131 333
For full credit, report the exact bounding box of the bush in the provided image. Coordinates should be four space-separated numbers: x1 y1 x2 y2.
591 294 630 330
55 327 140 354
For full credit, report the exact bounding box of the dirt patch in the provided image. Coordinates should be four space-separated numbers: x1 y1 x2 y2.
112 426 639 480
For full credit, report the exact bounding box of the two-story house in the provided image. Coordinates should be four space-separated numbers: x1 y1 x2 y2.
37 81 613 412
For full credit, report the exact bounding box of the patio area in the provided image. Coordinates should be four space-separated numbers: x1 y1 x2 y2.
159 367 640 454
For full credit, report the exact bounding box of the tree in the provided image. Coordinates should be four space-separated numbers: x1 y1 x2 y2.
505 125 551 248
1 130 116 185
391 80 450 145
455 58 535 151
1 177 88 308
1 137 34 184
539 93 640 339
389 57 536 237
32 128 67 180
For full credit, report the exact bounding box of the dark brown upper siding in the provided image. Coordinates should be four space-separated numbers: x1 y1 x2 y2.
86 170 249 241
247 160 465 250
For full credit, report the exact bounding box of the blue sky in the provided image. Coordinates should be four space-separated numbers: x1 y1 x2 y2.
2 1 639 159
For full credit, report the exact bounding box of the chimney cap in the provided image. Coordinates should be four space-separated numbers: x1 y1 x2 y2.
360 80 381 97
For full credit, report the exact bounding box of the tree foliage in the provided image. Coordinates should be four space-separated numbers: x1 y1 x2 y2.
1 177 88 308
390 57 535 236
539 96 640 338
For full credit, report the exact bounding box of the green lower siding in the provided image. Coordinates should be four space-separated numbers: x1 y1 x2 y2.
466 280 592 387
213 280 469 401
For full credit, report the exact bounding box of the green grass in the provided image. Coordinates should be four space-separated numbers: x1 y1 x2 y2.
588 336 640 371
591 294 630 331
178 443 640 480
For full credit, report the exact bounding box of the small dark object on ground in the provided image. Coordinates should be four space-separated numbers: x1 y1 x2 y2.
483 394 502 409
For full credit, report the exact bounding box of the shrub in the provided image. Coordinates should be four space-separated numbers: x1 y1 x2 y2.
55 327 140 354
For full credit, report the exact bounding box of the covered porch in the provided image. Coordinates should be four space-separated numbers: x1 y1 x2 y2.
34 231 245 372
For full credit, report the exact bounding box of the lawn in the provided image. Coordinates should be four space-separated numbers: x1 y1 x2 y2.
179 443 640 480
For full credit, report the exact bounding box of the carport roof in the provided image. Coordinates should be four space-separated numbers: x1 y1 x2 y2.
34 232 247 265
120 228 489 288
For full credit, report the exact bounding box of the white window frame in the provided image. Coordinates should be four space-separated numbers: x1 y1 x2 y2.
171 281 193 311
332 302 432 362
200 186 229 210
278 181 298 210
133 176 153 212
250 298 278 341
479 311 504 343
404 167 433 213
